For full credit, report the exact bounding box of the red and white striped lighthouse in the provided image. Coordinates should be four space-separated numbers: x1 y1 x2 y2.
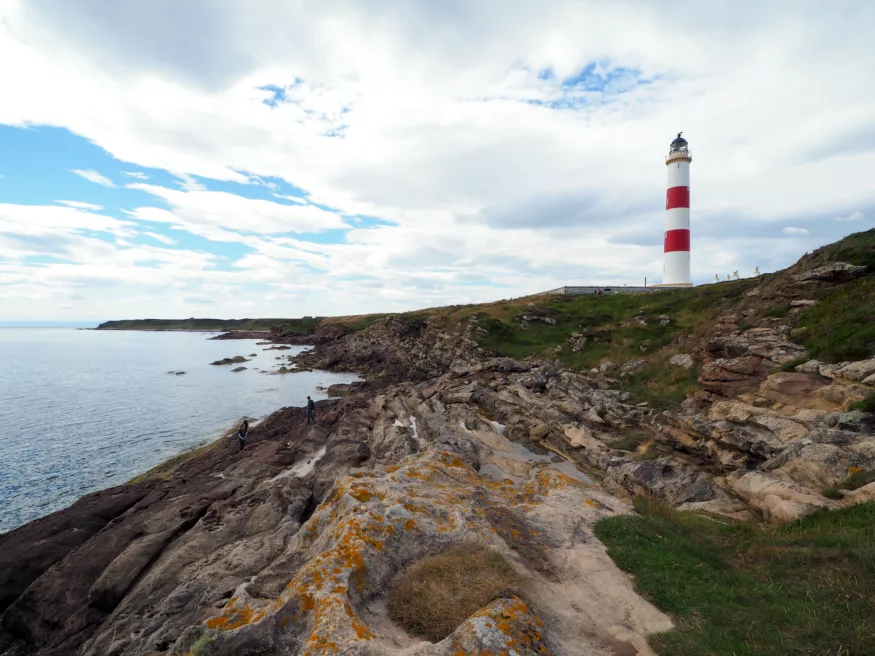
663 132 693 286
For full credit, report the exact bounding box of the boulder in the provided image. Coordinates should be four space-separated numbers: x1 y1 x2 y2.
727 470 835 522
831 358 875 383
599 361 618 374
620 360 650 377
529 422 552 440
210 356 249 366
669 354 694 369
230 366 247 372
837 481 875 505
327 383 353 397
699 356 773 399
793 262 867 284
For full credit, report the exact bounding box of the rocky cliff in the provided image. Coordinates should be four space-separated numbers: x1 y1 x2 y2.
1 230 873 656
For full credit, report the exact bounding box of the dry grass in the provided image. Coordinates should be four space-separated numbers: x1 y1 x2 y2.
388 542 521 642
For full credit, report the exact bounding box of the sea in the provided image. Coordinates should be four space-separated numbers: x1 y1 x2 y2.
0 328 359 533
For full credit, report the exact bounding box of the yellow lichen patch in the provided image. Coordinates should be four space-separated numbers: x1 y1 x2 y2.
205 602 267 631
349 487 372 503
385 464 400 473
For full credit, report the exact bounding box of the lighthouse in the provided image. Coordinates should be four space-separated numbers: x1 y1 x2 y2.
663 132 693 286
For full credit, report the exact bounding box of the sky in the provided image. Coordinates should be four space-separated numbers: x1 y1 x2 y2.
0 1 873 323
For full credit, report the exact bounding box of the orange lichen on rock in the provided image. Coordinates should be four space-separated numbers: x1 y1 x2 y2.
349 487 372 502
205 601 267 631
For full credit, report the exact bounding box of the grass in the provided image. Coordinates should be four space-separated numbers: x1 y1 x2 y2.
850 392 875 413
778 356 810 372
793 276 875 362
388 542 520 641
823 470 875 499
760 303 791 319
473 283 752 406
800 228 875 270
621 364 702 411
190 634 216 656
96 316 324 333
594 498 875 655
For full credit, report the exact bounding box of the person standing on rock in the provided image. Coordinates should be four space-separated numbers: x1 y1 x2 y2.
306 396 316 424
236 419 249 451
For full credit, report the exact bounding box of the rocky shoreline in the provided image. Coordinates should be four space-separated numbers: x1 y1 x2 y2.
1 242 873 655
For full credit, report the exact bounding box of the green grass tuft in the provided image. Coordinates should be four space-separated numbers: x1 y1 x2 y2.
778 356 810 373
190 634 216 656
850 392 875 414
793 276 875 362
823 469 875 499
594 499 875 655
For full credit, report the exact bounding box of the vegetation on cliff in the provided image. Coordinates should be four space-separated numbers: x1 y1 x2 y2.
388 543 520 641
595 498 875 656
95 316 323 333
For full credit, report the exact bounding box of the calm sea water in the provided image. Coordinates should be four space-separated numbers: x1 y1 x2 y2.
0 328 358 533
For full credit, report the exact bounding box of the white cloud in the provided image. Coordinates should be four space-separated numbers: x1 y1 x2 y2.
71 169 116 187
1 0 874 320
126 184 348 234
833 210 864 222
57 200 103 210
144 231 176 245
122 171 149 179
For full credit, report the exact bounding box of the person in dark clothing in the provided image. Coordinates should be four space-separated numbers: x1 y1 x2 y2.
236 419 249 451
306 396 315 424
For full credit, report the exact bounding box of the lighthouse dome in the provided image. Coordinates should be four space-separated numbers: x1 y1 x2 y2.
669 132 688 152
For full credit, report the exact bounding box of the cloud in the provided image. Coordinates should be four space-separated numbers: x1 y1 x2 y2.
144 231 176 245
71 169 116 187
122 171 149 180
833 210 864 222
126 183 348 234
782 227 810 235
57 200 104 210
1 1 874 320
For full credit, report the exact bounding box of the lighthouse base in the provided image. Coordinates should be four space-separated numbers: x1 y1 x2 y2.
662 250 691 286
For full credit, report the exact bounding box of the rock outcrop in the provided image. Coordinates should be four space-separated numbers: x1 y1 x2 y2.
0 375 673 656
210 356 249 366
2 239 873 655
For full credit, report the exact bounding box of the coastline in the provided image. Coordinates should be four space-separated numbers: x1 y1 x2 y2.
2 230 873 656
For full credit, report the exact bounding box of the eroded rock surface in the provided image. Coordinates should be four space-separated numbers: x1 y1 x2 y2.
0 363 672 656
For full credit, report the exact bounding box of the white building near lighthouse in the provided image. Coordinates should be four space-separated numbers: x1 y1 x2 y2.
662 132 693 286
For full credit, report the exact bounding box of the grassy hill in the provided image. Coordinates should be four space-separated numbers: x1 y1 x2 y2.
98 228 874 410
96 317 324 333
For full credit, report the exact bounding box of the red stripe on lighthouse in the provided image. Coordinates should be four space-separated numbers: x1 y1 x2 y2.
666 186 690 210
664 229 690 253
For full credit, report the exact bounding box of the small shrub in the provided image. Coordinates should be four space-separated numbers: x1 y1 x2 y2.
850 392 875 413
760 303 791 319
778 356 809 373
389 542 520 641
191 634 216 656
823 469 875 499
